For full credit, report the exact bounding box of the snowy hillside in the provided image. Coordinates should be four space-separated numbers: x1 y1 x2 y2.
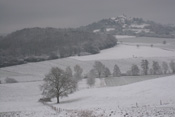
81 15 175 38
0 75 175 116
70 44 175 61
54 75 175 109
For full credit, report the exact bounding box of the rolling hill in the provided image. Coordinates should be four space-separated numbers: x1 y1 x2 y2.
79 15 175 38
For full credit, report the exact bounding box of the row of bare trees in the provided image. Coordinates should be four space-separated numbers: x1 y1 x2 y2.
40 60 175 103
91 60 175 77
85 60 175 87
127 60 175 76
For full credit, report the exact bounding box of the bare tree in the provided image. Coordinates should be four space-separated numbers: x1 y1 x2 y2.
41 67 77 103
74 64 83 81
104 67 111 77
169 60 175 74
131 64 140 76
66 66 73 78
113 64 121 77
162 61 169 74
141 59 149 75
93 61 105 78
149 68 154 75
87 69 96 87
152 61 162 75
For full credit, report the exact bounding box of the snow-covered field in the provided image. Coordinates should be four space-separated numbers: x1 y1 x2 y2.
117 37 175 50
115 35 136 39
70 44 175 61
0 75 175 117
0 37 175 116
53 75 175 110
0 37 174 82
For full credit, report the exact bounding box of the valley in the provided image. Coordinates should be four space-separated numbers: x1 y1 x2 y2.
0 36 175 116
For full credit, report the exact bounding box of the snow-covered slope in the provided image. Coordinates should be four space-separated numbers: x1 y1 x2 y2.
53 75 175 109
83 15 175 38
70 44 175 61
0 75 175 116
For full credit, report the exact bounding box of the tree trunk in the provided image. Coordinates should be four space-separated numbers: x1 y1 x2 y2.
57 96 59 103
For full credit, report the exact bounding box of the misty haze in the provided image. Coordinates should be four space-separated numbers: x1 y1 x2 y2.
0 0 175 117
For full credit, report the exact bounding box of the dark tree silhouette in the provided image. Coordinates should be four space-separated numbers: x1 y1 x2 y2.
41 67 77 103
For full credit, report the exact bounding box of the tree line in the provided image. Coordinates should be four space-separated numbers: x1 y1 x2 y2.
91 60 175 77
85 60 175 87
40 59 175 103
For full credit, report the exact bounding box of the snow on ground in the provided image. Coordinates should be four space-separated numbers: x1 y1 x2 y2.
70 44 175 61
0 58 94 82
51 75 175 117
115 35 136 39
1 44 175 83
106 28 115 32
117 37 175 51
0 81 43 112
1 75 175 116
130 28 150 33
93 29 100 33
51 75 175 110
130 24 149 28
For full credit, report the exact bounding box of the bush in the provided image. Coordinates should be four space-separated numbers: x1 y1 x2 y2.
5 77 18 83
39 98 51 102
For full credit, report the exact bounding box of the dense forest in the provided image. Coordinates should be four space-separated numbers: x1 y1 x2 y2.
0 27 117 67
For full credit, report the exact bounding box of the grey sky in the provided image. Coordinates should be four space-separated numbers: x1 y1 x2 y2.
1 0 175 34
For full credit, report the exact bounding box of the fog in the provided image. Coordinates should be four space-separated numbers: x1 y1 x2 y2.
1 0 175 33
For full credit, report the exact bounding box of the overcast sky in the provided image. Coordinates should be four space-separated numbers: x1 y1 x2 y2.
1 0 175 34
